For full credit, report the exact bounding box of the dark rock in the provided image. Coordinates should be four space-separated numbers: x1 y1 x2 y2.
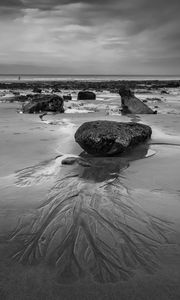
52 87 61 93
61 157 77 165
77 91 96 100
119 86 155 114
19 95 33 102
39 112 47 120
8 95 28 102
61 156 91 167
33 87 42 93
75 120 152 156
146 97 162 102
12 94 42 102
63 94 72 101
22 94 64 113
161 90 168 94
12 91 20 96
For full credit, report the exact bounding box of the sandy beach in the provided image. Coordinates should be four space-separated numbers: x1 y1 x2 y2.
0 81 180 299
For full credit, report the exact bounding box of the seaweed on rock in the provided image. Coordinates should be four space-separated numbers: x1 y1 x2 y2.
11 159 173 284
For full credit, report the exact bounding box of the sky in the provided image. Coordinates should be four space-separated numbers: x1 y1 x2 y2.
0 0 180 75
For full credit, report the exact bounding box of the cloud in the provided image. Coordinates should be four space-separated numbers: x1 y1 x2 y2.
0 0 180 74
0 0 24 7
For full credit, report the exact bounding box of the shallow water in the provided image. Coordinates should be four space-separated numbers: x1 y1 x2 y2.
1 99 180 300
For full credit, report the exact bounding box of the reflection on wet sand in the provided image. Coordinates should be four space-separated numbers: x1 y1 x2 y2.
11 145 173 284
15 155 63 186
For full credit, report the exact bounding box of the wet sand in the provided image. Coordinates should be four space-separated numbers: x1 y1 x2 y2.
0 86 180 299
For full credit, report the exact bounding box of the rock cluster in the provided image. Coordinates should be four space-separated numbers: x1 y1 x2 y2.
22 94 64 113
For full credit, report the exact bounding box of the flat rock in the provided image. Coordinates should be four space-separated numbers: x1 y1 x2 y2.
119 86 155 114
75 120 152 156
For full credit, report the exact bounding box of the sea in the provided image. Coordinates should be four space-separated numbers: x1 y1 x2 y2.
0 74 180 82
0 81 180 300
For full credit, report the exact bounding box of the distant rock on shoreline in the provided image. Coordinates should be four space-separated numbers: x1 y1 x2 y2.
77 91 96 100
75 120 152 156
63 94 72 101
32 87 42 94
0 79 179 91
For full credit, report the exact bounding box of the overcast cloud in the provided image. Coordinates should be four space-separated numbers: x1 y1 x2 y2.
0 0 180 74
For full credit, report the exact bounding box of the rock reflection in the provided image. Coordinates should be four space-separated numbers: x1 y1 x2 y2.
79 143 151 182
11 145 172 284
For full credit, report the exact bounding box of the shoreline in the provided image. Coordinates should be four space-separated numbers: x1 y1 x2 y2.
0 79 179 91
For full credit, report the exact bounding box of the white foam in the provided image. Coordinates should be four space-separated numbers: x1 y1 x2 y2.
145 149 156 158
65 108 94 114
41 117 75 130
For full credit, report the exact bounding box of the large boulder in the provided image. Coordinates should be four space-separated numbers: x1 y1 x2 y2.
75 120 152 156
77 91 96 100
119 86 155 114
22 94 64 113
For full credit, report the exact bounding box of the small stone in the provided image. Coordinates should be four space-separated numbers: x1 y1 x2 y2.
61 157 77 165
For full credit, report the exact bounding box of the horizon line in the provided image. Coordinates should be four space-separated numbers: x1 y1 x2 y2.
0 74 180 77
